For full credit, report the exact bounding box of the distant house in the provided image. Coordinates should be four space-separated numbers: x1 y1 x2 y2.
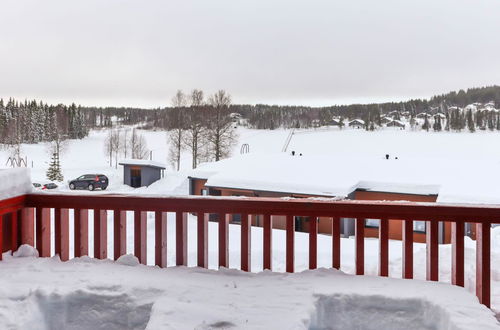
188 154 450 243
434 113 446 120
119 159 166 188
311 119 321 128
328 118 343 127
416 112 430 119
348 119 365 128
380 116 393 125
386 119 405 128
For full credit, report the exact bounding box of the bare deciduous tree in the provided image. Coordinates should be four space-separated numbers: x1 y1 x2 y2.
183 89 206 168
205 90 237 161
104 129 121 167
168 90 187 170
130 128 149 159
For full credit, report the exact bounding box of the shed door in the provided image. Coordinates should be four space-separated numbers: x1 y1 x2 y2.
130 167 141 188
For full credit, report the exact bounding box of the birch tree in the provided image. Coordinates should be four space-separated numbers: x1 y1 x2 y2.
168 90 187 170
205 90 237 161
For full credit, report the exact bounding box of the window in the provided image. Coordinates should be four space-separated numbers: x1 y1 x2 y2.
365 219 380 228
413 221 426 233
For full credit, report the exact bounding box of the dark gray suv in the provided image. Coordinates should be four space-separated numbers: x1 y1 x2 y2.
69 174 108 191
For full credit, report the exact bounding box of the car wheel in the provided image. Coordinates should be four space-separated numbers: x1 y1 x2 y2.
88 184 94 191
69 183 75 190
101 186 107 191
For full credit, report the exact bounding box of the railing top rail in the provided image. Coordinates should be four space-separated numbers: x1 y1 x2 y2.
23 193 500 222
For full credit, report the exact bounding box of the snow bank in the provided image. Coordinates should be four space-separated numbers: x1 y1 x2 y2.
0 168 32 199
13 245 39 258
116 254 140 266
0 257 496 329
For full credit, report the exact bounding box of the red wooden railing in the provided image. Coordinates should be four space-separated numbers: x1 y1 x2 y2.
0 193 498 308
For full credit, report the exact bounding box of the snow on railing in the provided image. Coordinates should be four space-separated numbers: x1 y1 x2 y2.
0 192 498 308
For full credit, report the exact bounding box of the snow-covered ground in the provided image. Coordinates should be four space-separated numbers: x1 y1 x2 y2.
3 126 500 328
0 250 498 330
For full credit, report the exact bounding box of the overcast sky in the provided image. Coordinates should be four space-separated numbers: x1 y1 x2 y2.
1 0 499 108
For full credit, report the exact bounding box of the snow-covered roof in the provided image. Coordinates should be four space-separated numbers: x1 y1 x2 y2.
356 181 440 196
189 154 449 198
349 119 365 125
119 159 167 169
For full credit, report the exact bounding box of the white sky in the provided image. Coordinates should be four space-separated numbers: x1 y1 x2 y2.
1 0 499 107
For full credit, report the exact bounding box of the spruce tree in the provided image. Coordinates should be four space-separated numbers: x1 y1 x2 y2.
466 109 475 132
422 116 430 131
46 152 63 181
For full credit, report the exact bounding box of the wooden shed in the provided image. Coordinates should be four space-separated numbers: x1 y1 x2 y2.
119 159 166 188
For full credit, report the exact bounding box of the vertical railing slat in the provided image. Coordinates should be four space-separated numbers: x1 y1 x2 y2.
113 210 127 260
134 210 147 265
11 211 19 253
241 213 251 272
355 218 365 275
197 212 208 268
379 218 389 277
263 214 272 270
309 216 318 270
219 213 229 268
286 214 295 273
21 208 35 246
55 208 70 261
451 221 464 287
218 213 229 268
155 211 167 268
36 208 51 257
176 212 187 266
426 220 439 281
476 222 491 308
74 209 89 257
94 209 107 259
332 217 341 270
402 219 413 279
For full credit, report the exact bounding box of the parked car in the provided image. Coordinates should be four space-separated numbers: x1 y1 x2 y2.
68 174 108 191
43 183 58 190
33 182 58 190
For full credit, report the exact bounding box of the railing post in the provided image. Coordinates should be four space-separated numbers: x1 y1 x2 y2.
218 213 229 268
55 208 70 261
11 211 19 253
0 215 3 260
402 219 413 279
355 218 364 275
426 220 439 281
241 213 251 272
197 212 208 268
113 210 127 260
476 222 491 307
379 218 389 277
74 209 89 257
332 217 341 270
451 221 464 287
20 207 34 247
94 209 107 260
309 216 318 270
134 210 147 265
176 212 187 266
155 211 167 268
36 208 51 257
263 215 272 270
286 214 295 273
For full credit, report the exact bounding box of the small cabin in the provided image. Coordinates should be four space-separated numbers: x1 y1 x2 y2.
348 119 365 128
119 159 166 188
